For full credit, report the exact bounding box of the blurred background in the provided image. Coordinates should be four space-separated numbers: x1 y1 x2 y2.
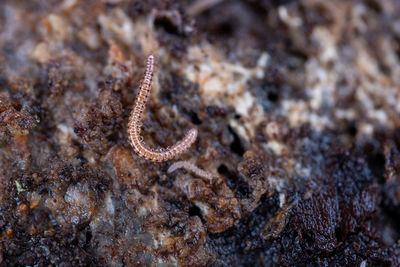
0 0 400 266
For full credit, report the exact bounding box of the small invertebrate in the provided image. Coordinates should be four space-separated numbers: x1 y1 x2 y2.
128 54 198 162
167 161 214 180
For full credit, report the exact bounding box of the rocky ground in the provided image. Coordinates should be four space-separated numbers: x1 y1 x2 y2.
1 0 400 266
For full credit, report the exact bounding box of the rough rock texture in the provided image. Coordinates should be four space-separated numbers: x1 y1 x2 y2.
1 0 400 266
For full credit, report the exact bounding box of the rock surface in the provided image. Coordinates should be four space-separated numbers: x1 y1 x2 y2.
1 0 400 266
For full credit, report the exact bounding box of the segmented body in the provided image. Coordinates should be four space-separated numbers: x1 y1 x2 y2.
167 160 214 180
128 54 198 162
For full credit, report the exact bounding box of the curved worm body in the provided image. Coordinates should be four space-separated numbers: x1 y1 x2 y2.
167 161 214 180
128 54 198 162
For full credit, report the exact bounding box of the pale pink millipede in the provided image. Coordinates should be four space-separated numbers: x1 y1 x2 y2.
127 54 198 162
167 161 214 180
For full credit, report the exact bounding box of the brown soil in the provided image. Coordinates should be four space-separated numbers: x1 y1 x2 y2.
1 0 400 266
